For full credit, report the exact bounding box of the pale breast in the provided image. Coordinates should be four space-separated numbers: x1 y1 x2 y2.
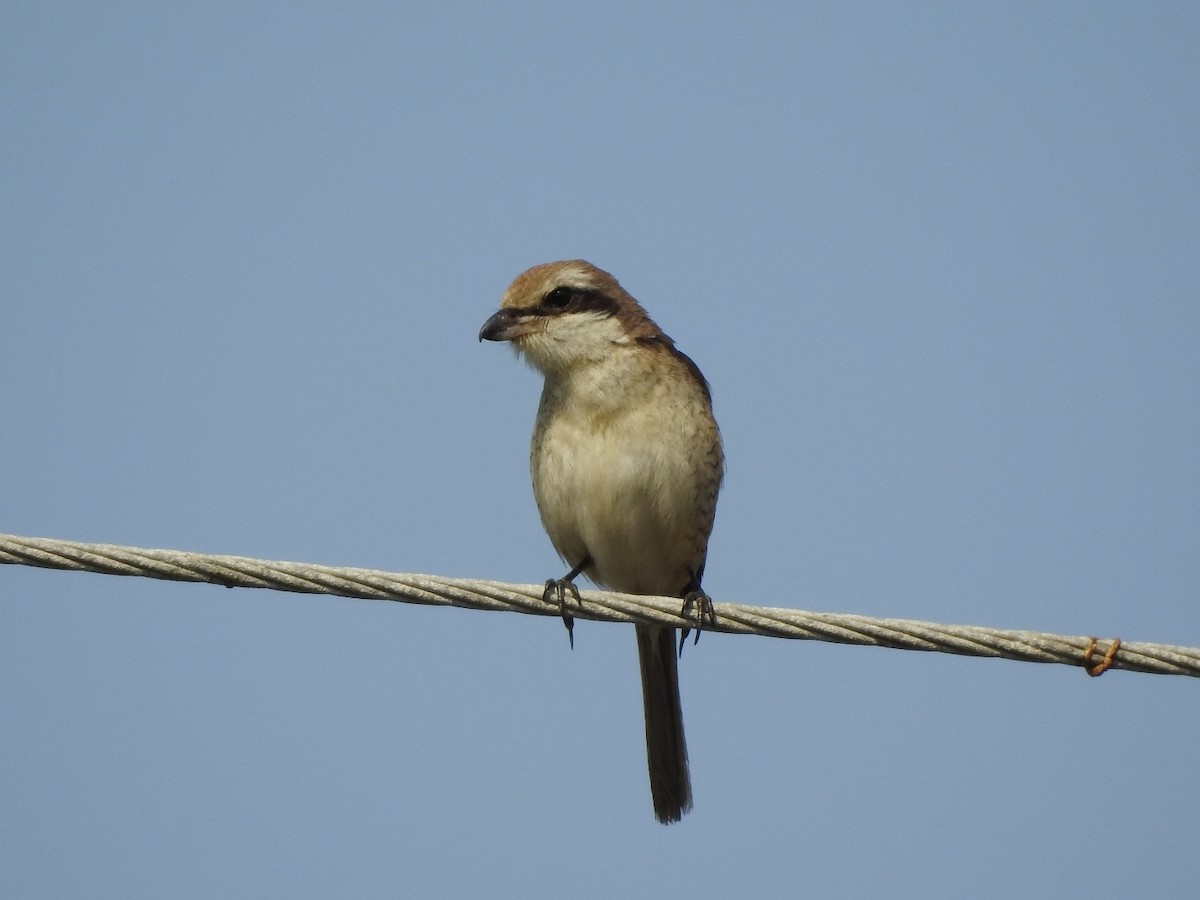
530 364 722 597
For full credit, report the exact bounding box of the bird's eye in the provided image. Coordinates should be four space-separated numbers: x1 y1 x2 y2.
544 287 573 309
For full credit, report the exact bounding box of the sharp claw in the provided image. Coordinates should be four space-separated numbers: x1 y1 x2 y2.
544 577 582 649
678 589 716 658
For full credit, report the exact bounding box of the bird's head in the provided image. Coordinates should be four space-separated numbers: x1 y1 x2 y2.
479 260 662 376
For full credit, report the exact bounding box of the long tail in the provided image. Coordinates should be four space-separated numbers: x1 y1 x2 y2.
635 623 692 823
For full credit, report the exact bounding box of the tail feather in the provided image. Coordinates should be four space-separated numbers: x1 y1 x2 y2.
635 624 692 823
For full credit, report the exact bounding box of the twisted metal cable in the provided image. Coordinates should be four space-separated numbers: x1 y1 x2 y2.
2 532 1195 678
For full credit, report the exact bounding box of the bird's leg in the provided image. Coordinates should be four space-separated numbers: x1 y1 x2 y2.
543 555 592 649
678 568 716 657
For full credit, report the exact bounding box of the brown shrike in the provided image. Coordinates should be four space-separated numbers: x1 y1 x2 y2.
479 260 723 824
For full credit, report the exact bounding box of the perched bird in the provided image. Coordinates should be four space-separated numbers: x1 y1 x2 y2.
479 260 723 823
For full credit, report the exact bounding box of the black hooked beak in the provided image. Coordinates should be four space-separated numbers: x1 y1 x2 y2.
479 308 533 342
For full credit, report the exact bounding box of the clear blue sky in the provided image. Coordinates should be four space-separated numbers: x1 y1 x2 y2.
3 3 1197 897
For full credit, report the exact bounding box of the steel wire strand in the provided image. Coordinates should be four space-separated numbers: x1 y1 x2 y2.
2 532 1194 678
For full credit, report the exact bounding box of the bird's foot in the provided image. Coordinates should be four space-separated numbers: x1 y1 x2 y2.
543 577 583 649
678 589 716 657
